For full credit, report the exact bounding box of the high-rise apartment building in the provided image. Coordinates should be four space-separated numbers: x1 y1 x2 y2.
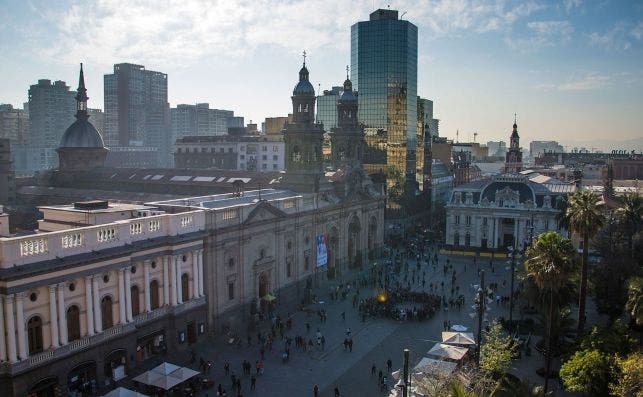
104 63 170 166
530 140 564 158
0 104 29 144
351 9 418 196
263 115 292 135
26 79 76 172
87 108 105 136
316 86 343 132
170 103 241 143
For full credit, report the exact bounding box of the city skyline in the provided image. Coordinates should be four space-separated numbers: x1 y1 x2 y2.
1 0 642 149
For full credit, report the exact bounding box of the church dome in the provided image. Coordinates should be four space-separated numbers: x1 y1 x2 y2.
59 118 105 148
293 65 315 96
339 78 357 102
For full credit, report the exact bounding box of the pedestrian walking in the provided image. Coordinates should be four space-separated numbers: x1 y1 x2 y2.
250 375 256 390
334 386 340 397
224 361 230 376
386 358 392 372
371 364 376 375
313 384 319 397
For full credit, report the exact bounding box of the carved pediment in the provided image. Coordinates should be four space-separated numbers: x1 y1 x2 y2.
243 201 287 225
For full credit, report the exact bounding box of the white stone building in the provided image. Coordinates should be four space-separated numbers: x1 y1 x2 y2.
445 172 576 250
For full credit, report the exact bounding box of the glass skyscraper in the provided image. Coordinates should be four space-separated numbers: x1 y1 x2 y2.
351 9 418 196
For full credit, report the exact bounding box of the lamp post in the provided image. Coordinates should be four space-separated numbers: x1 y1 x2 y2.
397 348 410 397
475 270 485 365
508 246 516 325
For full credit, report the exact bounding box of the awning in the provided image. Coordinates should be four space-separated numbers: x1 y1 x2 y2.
102 387 149 397
133 362 200 391
441 332 476 346
413 357 458 377
450 324 468 332
262 294 277 302
427 343 469 361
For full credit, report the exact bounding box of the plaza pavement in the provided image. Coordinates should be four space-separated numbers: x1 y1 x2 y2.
122 248 593 397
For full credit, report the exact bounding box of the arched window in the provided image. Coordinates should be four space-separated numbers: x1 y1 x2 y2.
181 274 190 302
130 286 140 316
67 305 81 342
27 316 44 354
150 280 160 310
101 296 113 329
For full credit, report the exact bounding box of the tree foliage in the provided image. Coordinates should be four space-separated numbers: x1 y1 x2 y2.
626 276 643 327
480 320 516 377
610 351 643 397
579 320 637 357
560 348 613 397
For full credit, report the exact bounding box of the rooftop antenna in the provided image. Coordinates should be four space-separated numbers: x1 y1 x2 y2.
514 113 517 124
474 132 478 143
346 65 350 80
400 11 407 19
456 129 459 143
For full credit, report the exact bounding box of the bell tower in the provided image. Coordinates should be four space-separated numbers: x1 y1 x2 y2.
281 53 328 193
505 114 523 173
331 66 365 169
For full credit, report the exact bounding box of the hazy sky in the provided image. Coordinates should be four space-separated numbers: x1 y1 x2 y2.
1 0 642 149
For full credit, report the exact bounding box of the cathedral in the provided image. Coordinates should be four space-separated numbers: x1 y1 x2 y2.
0 59 385 396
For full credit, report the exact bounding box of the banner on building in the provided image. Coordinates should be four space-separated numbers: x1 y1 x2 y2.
316 234 328 267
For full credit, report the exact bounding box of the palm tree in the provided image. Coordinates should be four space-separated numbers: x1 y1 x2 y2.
566 190 604 333
614 193 642 258
524 232 576 397
625 276 643 328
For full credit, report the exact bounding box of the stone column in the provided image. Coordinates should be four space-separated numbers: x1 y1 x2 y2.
85 276 95 337
176 255 183 304
197 249 204 297
163 256 170 306
48 286 59 349
15 293 27 360
5 295 17 363
0 296 6 361
92 276 102 333
125 269 133 322
192 252 199 299
170 256 178 306
118 269 127 324
57 283 68 345
144 260 151 312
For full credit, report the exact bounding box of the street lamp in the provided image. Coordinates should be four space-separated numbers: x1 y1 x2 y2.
507 246 523 326
475 270 486 365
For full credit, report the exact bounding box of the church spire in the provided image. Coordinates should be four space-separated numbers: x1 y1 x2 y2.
75 63 89 121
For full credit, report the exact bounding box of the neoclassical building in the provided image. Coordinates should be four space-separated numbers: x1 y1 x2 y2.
445 172 576 251
0 61 385 395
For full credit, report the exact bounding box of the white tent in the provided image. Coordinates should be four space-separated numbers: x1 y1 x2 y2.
441 332 476 346
413 357 458 377
133 362 200 391
427 343 469 362
102 387 149 397
450 324 468 332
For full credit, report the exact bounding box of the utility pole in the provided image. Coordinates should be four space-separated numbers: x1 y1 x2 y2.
509 246 516 325
402 348 410 397
476 270 485 365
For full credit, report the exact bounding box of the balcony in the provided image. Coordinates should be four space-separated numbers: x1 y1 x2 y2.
0 297 206 375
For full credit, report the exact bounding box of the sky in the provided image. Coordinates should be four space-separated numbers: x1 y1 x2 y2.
1 0 642 151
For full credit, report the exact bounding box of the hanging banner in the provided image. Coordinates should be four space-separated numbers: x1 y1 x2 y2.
316 234 328 267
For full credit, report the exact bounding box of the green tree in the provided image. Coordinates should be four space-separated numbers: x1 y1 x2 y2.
579 319 637 357
610 351 643 397
480 320 516 378
524 231 576 396
591 256 640 320
615 194 642 258
625 276 643 328
567 190 604 332
559 348 612 397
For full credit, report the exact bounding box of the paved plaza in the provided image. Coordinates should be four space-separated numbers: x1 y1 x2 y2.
122 245 584 397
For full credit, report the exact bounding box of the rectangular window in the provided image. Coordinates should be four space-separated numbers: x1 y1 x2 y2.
273 146 279 152
482 218 487 226
262 155 267 160
262 164 267 170
304 255 310 270
273 155 278 161
455 215 460 225
262 146 267 151
222 209 238 220
545 219 549 229
228 282 234 300
286 260 292 278
466 216 471 226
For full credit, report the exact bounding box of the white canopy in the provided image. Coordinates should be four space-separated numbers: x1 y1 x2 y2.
441 332 476 345
102 387 149 397
133 362 200 391
427 343 469 361
413 357 458 377
450 324 468 332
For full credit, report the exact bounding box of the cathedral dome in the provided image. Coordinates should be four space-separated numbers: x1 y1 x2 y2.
293 65 315 96
59 118 105 148
339 78 357 102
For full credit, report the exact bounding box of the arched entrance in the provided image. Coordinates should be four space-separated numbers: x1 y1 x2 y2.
103 349 127 381
328 227 339 279
181 273 190 301
258 272 272 312
67 361 97 396
28 377 60 397
368 216 377 260
101 296 113 329
130 285 140 316
348 217 362 268
150 280 160 309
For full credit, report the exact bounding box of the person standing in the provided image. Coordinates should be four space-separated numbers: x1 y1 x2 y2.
250 375 256 390
386 358 392 372
313 384 319 397
334 386 340 397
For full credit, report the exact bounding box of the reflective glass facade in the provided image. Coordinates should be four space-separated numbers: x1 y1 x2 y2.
316 86 343 132
351 9 418 194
